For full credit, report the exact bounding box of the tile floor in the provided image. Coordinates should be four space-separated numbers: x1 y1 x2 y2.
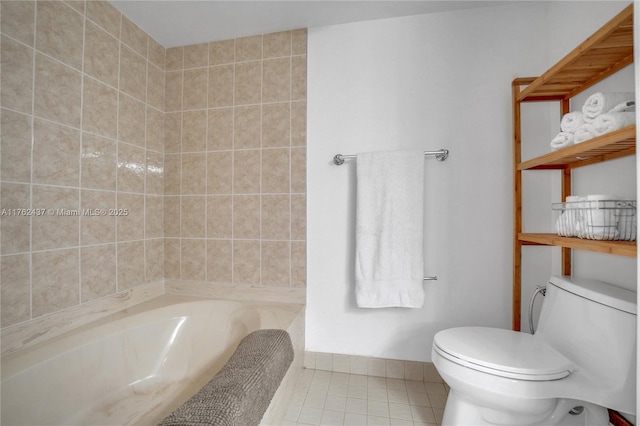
281 368 448 426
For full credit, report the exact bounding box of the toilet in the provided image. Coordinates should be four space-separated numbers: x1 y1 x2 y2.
432 275 636 426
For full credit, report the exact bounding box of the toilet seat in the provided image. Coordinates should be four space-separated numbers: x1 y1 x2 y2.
433 327 573 381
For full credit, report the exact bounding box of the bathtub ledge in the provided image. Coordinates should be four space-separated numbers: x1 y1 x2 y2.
165 279 306 305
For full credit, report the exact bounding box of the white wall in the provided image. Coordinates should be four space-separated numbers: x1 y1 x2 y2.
307 2 635 362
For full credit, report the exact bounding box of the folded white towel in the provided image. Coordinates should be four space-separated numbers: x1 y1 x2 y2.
582 92 635 122
574 124 597 143
550 132 574 150
617 207 637 241
608 100 635 113
592 112 635 135
560 111 585 133
583 195 622 240
555 195 583 237
355 150 425 309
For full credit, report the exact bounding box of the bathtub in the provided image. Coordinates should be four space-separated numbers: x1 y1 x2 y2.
1 295 305 425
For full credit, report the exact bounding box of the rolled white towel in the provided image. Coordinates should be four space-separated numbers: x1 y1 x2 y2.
582 92 635 122
550 132 574 150
592 112 635 135
583 194 621 240
608 100 635 113
574 123 597 143
555 195 583 237
560 111 584 133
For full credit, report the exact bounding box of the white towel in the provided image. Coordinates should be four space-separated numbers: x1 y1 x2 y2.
582 92 635 122
608 100 635 113
583 195 621 240
592 112 635 135
574 123 597 143
550 132 574 150
560 111 585 133
355 150 425 308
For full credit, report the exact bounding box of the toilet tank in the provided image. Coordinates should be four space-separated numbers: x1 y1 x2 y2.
535 275 636 414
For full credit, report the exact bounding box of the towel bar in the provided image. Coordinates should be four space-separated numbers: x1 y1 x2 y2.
424 276 437 281
333 149 449 165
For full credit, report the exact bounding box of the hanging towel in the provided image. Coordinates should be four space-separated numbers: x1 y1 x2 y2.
560 111 585 133
582 92 635 122
592 112 636 135
355 150 425 309
550 132 574 151
574 123 597 143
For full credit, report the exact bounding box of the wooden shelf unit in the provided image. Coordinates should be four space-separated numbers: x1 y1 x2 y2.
512 4 636 331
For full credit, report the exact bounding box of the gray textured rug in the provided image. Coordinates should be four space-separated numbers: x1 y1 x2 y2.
158 329 294 426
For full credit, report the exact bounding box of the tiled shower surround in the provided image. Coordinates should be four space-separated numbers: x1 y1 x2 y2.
0 0 307 339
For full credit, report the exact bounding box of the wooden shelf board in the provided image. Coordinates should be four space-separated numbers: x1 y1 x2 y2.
518 233 637 257
518 125 636 170
516 4 633 102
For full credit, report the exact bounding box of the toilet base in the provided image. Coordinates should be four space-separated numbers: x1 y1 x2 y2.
442 390 610 426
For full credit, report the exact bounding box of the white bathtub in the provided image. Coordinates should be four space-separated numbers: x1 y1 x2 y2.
1 296 305 426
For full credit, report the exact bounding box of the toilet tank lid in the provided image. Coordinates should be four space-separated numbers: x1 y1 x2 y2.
548 275 637 315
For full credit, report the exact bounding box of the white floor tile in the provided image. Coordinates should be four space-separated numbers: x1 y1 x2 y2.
343 412 367 426
321 409 345 426
346 397 368 415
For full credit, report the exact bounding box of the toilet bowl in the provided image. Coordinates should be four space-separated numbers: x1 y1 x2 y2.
432 275 636 426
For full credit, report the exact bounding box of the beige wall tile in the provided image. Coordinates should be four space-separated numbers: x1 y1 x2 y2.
206 239 232 282
291 241 306 287
262 240 290 286
207 108 233 151
291 194 306 241
234 105 261 149
81 244 117 302
207 195 232 238
292 55 307 101
116 192 145 241
118 93 146 147
207 151 232 194
263 58 290 103
166 47 183 71
291 147 306 193
32 248 79 317
182 110 207 152
184 42 208 69
164 112 182 153
236 35 262 62
163 153 181 195
234 61 261 105
1 109 32 183
233 195 260 239
262 194 290 240
117 142 146 193
146 107 165 153
117 241 145 290
291 101 307 147
292 29 307 55
209 39 235 65
83 77 118 139
165 71 183 112
1 254 31 327
147 65 165 112
36 1 83 69
233 240 260 284
262 148 290 193
233 150 261 194
80 189 116 245
34 53 81 127
119 45 147 102
145 238 164 282
181 239 205 281
264 31 291 59
32 119 80 187
1 183 31 254
1 1 35 46
164 238 181 279
145 195 164 239
81 133 117 191
146 150 164 195
121 16 148 58
83 20 120 88
85 1 121 38
31 185 79 251
208 65 234 107
183 69 208 110
1 36 33 114
180 196 206 238
262 103 290 148
181 153 206 195
148 38 166 70
164 196 181 237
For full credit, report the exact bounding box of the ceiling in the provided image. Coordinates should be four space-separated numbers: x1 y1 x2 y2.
110 1 503 48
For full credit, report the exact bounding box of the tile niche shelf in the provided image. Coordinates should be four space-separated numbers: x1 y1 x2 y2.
512 3 636 333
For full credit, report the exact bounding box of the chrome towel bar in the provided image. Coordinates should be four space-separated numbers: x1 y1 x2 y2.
333 149 449 165
424 277 437 281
